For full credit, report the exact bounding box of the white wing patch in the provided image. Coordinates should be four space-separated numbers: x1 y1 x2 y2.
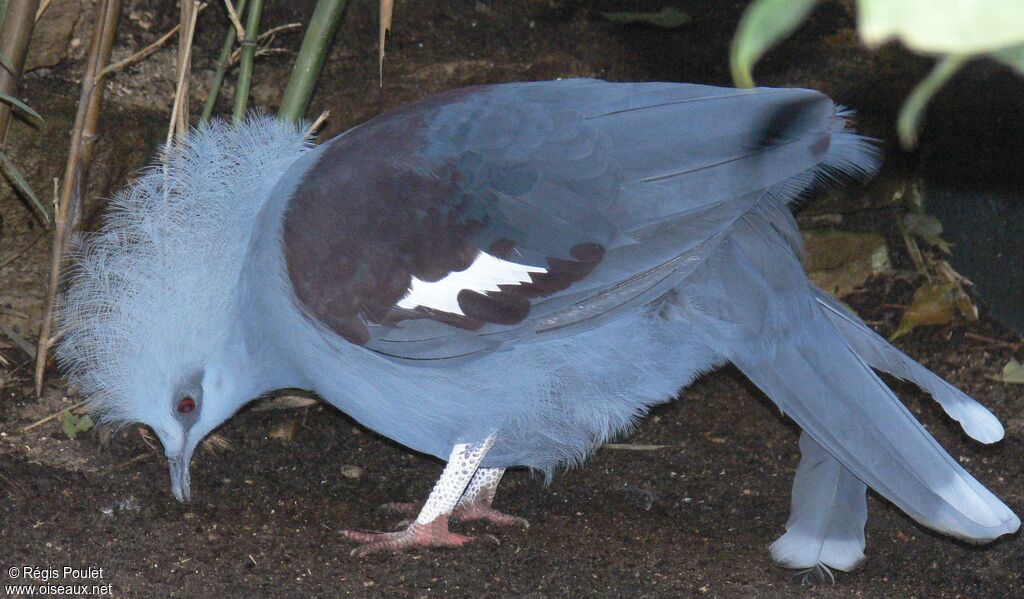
397 252 547 316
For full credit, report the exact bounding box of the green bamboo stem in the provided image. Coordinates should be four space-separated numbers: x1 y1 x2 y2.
231 0 264 124
200 0 248 123
277 0 347 124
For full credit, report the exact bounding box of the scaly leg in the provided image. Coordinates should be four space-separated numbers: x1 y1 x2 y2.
341 434 495 556
386 467 529 528
453 468 529 527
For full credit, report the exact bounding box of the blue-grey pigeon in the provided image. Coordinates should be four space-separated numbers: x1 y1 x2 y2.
55 79 1019 569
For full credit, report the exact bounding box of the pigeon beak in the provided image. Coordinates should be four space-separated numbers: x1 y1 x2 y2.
168 449 192 504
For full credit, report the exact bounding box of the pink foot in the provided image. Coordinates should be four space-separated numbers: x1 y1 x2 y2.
341 517 473 556
383 501 529 528
453 504 530 528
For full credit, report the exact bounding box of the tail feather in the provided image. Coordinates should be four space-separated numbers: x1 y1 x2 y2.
814 290 1004 444
732 308 1019 543
770 432 867 572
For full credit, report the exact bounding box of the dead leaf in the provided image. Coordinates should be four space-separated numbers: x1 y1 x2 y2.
269 421 300 442
252 394 318 412
803 230 891 297
891 283 957 340
202 434 232 454
902 213 951 254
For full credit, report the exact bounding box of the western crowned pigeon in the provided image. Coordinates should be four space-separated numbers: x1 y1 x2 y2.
56 79 1019 569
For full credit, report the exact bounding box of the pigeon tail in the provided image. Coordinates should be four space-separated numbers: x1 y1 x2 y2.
734 302 1020 567
678 199 1019 571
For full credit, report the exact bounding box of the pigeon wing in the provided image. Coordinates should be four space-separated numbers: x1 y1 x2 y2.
281 80 849 360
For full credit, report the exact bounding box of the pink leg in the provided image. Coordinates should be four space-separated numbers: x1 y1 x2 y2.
453 468 529 527
384 468 529 528
342 435 495 556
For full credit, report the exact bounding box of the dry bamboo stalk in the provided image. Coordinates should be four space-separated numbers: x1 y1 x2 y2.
33 0 115 397
223 0 247 41
76 0 122 223
166 1 201 148
0 0 40 146
175 0 197 136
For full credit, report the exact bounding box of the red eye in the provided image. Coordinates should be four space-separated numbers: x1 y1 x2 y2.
177 397 196 414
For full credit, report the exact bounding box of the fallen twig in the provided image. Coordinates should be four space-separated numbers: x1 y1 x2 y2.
103 453 151 473
964 332 1023 351
602 443 670 451
20 399 88 433
97 5 209 80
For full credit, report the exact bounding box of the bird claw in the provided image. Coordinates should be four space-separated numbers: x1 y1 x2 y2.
341 517 474 556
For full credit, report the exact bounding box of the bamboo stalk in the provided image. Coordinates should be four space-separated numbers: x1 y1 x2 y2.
76 0 122 223
0 0 39 146
231 0 264 124
277 0 346 123
33 0 116 397
167 1 201 147
174 0 196 136
200 0 249 123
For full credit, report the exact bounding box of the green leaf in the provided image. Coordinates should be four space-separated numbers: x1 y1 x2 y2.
730 0 820 87
992 43 1024 76
0 91 44 128
989 359 1024 384
61 410 94 440
897 55 967 148
0 148 50 223
600 7 691 28
857 0 1024 55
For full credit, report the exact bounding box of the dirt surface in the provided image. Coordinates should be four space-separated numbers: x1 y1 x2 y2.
1 1 1021 597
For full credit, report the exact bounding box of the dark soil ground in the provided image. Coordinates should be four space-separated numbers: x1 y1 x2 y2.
1 1 1022 597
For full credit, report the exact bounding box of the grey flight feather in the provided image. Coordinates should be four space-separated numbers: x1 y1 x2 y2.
815 289 1005 443
771 432 868 572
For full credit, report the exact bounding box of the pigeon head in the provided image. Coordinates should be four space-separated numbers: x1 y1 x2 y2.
54 116 312 503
